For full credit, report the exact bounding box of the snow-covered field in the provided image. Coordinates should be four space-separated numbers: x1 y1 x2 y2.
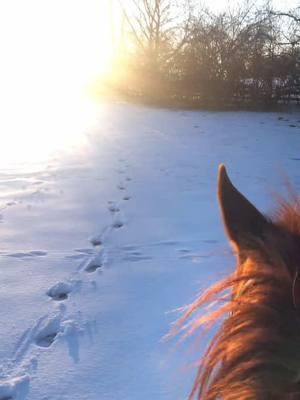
0 99 300 399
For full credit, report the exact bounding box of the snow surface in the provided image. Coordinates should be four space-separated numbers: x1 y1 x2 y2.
0 99 300 399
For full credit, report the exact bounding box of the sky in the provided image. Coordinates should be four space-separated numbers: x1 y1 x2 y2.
208 0 298 12
0 1 111 97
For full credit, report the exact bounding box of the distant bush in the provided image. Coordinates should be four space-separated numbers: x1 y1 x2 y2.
105 1 300 110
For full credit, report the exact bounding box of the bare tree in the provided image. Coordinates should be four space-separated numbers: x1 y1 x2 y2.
269 6 300 46
119 0 191 67
109 0 300 109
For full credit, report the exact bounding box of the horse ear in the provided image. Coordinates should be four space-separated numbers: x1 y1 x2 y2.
217 164 268 249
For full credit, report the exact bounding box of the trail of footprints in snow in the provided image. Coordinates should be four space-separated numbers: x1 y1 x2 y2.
49 159 132 296
0 160 133 398
0 159 134 400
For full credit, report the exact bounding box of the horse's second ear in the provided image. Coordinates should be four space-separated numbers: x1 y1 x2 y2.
217 164 268 248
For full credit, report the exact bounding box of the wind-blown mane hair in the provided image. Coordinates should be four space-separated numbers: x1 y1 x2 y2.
173 165 300 400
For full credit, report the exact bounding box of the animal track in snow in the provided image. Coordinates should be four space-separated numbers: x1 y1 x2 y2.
112 220 124 229
85 262 102 273
47 282 72 301
90 237 102 246
34 314 62 348
108 204 120 213
178 249 190 254
83 252 105 274
117 184 126 191
123 250 152 262
29 251 47 256
35 333 58 348
7 250 47 258
6 201 17 206
123 196 130 201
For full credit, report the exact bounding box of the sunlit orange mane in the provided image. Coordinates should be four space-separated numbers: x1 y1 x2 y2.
172 165 300 400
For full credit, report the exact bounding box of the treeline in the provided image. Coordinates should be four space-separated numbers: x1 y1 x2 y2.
107 0 300 110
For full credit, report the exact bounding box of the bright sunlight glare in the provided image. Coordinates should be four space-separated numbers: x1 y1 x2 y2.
0 0 114 167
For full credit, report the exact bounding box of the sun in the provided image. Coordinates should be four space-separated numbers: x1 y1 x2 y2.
0 0 115 166
0 0 115 92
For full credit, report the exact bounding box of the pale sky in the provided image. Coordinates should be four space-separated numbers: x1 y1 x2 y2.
207 0 298 12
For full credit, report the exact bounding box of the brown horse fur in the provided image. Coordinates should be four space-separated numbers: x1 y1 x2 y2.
172 164 300 400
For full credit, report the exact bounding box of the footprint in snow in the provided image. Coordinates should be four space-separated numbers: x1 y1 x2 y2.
123 250 152 262
178 249 190 254
35 333 58 348
118 184 126 191
84 254 104 273
112 220 124 229
90 237 102 246
85 262 103 273
30 251 47 256
123 196 130 201
47 282 72 301
34 314 62 348
6 201 17 206
108 204 120 213
7 250 47 258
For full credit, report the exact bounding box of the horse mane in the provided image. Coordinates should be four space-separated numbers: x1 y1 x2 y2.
171 172 300 400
